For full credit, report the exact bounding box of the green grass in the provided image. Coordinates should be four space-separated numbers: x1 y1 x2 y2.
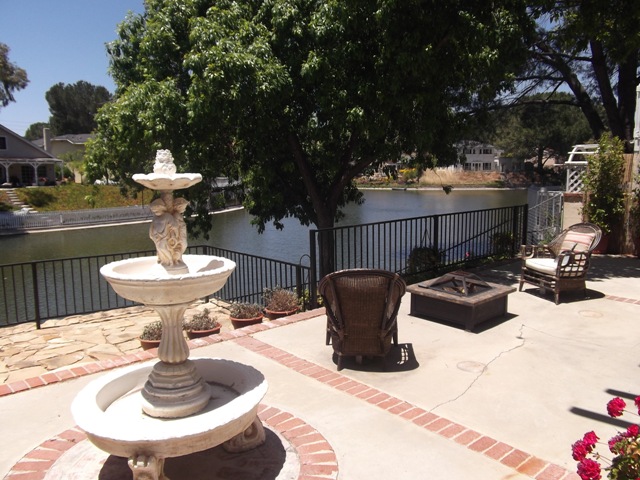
14 184 151 211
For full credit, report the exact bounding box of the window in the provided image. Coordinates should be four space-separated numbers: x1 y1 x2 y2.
0 137 6 149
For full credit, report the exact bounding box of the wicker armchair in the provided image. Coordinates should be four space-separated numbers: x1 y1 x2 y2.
318 268 406 370
519 223 602 304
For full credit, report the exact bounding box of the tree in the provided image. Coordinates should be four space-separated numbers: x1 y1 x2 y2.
515 1 639 151
87 0 535 275
24 122 50 141
0 43 28 109
46 80 112 135
493 92 593 173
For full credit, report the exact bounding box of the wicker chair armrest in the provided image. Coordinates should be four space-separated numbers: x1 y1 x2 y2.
520 244 553 259
556 250 590 276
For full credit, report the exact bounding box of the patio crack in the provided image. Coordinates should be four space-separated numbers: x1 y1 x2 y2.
428 323 527 413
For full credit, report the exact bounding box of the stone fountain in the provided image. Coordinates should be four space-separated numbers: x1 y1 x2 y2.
71 150 268 480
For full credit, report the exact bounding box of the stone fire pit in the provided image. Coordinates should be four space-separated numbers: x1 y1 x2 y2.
406 271 515 331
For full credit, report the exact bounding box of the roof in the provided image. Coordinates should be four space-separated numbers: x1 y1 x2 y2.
32 133 93 148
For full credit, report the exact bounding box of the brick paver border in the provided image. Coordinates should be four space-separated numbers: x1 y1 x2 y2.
3 404 338 480
233 336 580 480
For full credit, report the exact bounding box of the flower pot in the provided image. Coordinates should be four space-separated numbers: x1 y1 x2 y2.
264 308 298 321
185 326 221 339
230 315 264 330
592 233 609 254
139 337 161 351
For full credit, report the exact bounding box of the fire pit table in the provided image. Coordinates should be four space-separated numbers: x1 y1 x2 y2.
406 270 516 331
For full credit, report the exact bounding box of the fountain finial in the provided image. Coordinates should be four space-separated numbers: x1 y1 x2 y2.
153 149 177 175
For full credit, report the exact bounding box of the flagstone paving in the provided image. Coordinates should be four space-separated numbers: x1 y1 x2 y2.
0 300 231 384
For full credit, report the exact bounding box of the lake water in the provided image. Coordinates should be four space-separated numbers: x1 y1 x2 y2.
1 189 527 265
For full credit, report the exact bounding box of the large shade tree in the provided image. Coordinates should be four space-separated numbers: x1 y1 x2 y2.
46 80 112 135
514 1 639 151
0 43 28 110
87 0 534 275
494 92 593 173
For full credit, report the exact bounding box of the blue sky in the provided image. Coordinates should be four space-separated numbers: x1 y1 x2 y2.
0 0 144 136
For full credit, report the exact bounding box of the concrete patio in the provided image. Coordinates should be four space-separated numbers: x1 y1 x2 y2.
1 255 639 479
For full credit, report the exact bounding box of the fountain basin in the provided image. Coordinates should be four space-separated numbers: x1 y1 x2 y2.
71 358 268 459
100 255 235 305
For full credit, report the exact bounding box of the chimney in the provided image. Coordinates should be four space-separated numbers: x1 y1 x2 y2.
43 127 51 152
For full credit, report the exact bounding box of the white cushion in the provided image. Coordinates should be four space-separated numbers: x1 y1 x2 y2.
525 258 557 275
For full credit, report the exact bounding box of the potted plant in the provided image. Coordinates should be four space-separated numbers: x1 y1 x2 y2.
139 320 162 350
228 302 264 329
581 133 626 253
572 395 640 479
183 308 221 339
263 287 299 320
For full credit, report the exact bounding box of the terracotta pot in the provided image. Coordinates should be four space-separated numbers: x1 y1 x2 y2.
592 233 609 254
185 326 221 339
139 337 161 351
264 308 298 321
230 315 264 330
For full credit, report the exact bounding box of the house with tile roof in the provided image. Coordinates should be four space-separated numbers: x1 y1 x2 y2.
0 124 62 186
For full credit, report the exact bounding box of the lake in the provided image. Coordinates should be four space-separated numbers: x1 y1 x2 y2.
0 188 527 265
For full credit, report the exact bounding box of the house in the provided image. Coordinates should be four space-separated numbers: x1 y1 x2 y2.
0 124 62 186
32 129 92 159
456 141 500 171
32 129 92 183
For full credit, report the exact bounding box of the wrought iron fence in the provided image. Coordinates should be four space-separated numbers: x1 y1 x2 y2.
2 204 528 327
0 245 310 328
308 204 528 305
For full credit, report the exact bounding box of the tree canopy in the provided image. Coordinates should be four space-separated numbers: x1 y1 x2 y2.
493 92 593 172
511 1 640 151
46 80 112 135
0 43 28 109
87 0 535 274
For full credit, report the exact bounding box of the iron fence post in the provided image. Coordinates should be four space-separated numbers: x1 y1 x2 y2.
31 262 41 329
309 230 318 309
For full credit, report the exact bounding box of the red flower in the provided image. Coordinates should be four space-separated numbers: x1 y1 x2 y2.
583 431 599 447
625 424 640 437
577 458 602 480
609 433 624 454
572 440 590 461
635 395 640 414
607 397 627 417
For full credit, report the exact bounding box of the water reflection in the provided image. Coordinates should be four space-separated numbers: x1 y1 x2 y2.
1 189 526 265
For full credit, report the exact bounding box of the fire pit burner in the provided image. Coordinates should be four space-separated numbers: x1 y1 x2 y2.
424 271 491 297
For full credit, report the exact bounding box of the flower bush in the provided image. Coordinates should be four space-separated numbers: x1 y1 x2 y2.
572 396 640 480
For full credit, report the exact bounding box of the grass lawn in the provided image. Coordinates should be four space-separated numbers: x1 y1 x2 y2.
12 184 150 211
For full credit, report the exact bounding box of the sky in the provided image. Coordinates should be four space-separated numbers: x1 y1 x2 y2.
0 0 145 136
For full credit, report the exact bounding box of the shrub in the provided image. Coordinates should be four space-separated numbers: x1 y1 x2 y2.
228 302 264 319
183 308 220 331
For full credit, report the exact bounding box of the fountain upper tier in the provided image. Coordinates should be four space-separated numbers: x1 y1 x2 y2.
132 149 201 191
100 255 235 306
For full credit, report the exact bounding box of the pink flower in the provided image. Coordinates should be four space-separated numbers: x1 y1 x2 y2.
609 433 624 454
577 458 602 480
583 431 599 447
607 397 627 417
625 424 640 437
572 440 590 461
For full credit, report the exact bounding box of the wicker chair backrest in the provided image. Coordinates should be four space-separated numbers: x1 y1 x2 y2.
548 223 602 257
